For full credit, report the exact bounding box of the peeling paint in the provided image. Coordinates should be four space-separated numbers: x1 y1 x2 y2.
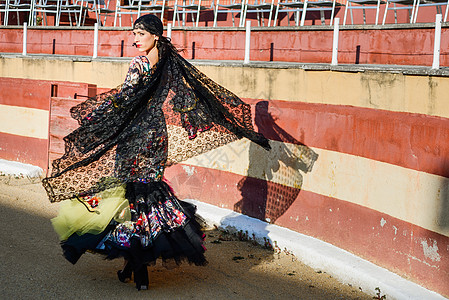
380 218 387 227
392 225 398 235
407 253 440 269
421 239 441 262
182 165 195 176
305 216 309 221
394 249 439 268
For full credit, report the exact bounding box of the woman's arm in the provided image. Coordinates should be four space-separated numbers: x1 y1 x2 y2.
120 56 148 91
71 56 148 124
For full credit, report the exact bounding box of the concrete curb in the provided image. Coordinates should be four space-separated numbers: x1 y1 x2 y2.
186 199 448 300
0 159 43 178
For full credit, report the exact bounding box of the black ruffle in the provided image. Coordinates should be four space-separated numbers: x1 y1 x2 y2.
59 182 207 267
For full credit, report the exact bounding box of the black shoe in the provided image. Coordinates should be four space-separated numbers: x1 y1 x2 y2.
117 270 131 283
117 262 133 283
134 265 149 291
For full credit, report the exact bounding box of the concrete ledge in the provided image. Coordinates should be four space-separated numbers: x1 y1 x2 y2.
2 53 449 77
186 199 448 300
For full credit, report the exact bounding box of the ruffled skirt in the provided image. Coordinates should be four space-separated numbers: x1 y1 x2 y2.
52 181 207 269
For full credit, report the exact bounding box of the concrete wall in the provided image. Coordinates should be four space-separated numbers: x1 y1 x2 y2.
1 55 448 296
1 24 449 66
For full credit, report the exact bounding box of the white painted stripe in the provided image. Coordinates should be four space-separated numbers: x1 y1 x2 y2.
187 199 447 300
184 139 449 237
0 104 49 139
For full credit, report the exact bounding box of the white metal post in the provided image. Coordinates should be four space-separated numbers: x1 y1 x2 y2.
22 22 27 56
244 21 251 64
167 23 172 39
93 23 99 59
375 0 381 25
432 14 442 69
300 0 308 26
331 18 340 66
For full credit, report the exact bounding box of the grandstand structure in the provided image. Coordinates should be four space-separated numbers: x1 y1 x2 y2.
0 0 447 27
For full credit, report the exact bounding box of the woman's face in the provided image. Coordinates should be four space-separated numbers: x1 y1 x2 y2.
133 28 158 54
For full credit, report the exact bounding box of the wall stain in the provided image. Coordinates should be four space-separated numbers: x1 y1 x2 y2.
427 77 438 115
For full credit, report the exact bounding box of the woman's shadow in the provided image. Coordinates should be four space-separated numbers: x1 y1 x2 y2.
234 101 318 224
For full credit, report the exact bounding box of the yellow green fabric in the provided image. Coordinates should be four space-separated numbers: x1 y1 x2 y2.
52 185 131 241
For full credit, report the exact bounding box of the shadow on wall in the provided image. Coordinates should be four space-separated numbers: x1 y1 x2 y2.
234 101 318 224
438 177 449 230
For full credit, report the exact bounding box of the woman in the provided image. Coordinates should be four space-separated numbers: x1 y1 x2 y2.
43 14 270 291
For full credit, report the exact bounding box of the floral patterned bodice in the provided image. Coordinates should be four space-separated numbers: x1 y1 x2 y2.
122 56 152 90
114 56 167 184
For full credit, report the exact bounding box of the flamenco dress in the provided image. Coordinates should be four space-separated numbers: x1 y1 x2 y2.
43 48 270 288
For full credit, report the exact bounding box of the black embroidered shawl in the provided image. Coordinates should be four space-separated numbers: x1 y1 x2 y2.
42 46 271 202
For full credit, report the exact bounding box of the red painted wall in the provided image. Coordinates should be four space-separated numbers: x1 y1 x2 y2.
1 26 448 66
0 132 49 169
47 97 84 171
244 99 449 178
0 77 97 171
1 77 96 109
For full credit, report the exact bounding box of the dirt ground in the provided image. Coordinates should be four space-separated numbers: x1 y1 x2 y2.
0 176 373 299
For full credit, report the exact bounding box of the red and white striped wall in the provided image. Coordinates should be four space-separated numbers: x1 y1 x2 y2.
165 98 449 296
1 58 448 297
0 77 96 172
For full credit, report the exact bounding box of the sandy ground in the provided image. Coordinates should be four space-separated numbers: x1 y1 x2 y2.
0 176 373 299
